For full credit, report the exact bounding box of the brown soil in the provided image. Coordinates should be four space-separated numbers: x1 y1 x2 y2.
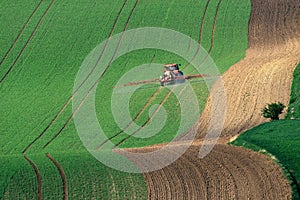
122 144 291 199
197 0 300 140
128 0 300 199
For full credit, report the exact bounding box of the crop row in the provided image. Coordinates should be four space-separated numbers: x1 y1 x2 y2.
1 153 147 199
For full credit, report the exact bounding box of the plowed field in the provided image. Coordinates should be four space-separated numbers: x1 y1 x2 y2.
123 144 291 199
198 0 300 140
129 0 300 199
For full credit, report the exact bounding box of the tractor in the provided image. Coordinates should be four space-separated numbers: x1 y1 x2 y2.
159 64 185 86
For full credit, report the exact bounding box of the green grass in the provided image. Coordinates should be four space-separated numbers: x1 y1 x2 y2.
231 63 300 199
0 0 252 199
231 120 300 199
0 0 251 153
2 153 146 199
0 0 41 60
286 63 300 120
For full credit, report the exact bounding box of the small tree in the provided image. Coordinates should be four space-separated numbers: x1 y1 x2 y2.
261 102 286 120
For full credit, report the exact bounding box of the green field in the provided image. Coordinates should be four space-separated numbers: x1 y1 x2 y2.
232 63 300 199
0 0 251 198
286 63 300 120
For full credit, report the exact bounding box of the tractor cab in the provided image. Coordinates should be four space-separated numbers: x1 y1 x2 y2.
159 63 185 86
163 63 180 71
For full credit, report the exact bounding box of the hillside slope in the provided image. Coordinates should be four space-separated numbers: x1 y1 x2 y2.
197 0 300 140
136 0 299 199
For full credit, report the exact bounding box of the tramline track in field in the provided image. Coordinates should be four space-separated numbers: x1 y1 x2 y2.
0 0 55 83
22 0 131 154
188 0 222 73
27 0 220 152
96 56 161 150
23 154 42 200
196 0 300 140
46 153 68 200
0 0 44 66
113 88 174 148
42 0 141 149
110 0 223 149
182 0 211 70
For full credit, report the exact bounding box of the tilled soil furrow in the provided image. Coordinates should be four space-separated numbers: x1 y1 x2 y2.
215 145 291 199
196 0 300 140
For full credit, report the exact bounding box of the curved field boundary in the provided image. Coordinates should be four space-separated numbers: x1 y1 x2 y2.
22 0 130 154
0 0 44 66
111 0 223 147
195 0 300 140
23 154 42 200
123 1 297 198
289 170 300 197
46 153 68 200
0 0 55 83
121 144 291 199
42 0 140 149
108 0 221 149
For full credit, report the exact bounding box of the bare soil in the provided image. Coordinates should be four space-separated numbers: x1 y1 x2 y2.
126 0 300 199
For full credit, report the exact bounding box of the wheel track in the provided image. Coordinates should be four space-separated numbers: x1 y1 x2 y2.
41 0 222 151
20 2 135 199
114 88 173 147
0 0 55 83
112 0 222 148
46 153 68 200
188 0 223 73
143 0 223 144
42 0 140 149
94 0 213 150
182 0 211 69
95 55 159 150
23 154 42 200
125 0 298 199
0 0 44 66
196 0 300 140
21 0 130 153
110 3 226 197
